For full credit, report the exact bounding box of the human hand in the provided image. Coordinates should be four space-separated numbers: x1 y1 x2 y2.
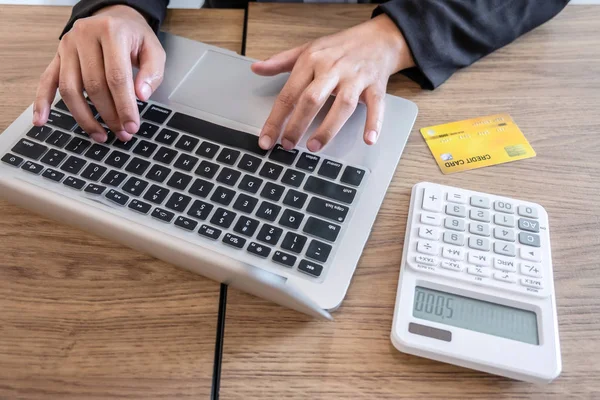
33 5 166 142
252 14 414 152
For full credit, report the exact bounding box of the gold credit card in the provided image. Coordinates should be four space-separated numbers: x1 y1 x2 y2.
420 113 536 174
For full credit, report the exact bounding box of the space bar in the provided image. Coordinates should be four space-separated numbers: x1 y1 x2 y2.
167 112 268 156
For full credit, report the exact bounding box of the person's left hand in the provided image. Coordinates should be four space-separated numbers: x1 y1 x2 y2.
252 14 415 152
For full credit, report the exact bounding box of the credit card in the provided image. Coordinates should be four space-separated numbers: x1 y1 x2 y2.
421 113 535 174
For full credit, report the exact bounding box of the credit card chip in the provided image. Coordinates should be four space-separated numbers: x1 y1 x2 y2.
505 144 528 157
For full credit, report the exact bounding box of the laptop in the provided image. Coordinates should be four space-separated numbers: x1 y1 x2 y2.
0 33 417 320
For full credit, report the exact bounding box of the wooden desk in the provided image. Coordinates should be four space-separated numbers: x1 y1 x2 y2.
218 3 600 399
0 6 243 399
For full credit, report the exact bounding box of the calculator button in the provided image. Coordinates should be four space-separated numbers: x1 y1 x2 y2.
442 246 464 261
422 187 443 212
494 271 516 283
520 262 542 278
493 227 516 242
468 236 491 251
494 213 515 227
518 232 541 247
469 222 490 237
446 191 467 204
421 212 441 226
469 208 490 222
445 204 467 218
444 217 465 231
419 226 440 240
441 260 463 272
494 200 515 214
470 195 490 209
518 218 540 233
443 231 464 246
520 247 542 262
467 266 491 278
494 257 517 272
468 251 492 267
416 255 438 266
518 205 539 219
417 240 439 255
520 277 543 290
494 241 516 257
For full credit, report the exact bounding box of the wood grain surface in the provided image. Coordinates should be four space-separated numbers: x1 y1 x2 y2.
0 6 244 399
217 3 600 399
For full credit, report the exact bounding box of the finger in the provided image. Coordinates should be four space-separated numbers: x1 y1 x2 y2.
363 85 386 145
134 37 165 102
34 55 60 126
251 44 308 76
58 50 107 143
280 74 339 150
307 83 363 152
102 34 139 135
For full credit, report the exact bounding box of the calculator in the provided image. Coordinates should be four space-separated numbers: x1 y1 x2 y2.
391 182 561 383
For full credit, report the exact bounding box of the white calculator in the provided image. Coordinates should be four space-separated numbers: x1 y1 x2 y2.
391 182 561 383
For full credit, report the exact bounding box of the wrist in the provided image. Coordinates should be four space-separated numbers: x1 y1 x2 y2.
93 4 149 24
373 14 415 74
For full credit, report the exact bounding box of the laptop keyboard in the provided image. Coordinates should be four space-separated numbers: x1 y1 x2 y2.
2 99 367 280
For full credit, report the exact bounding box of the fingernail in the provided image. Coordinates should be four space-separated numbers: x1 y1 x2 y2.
140 83 152 100
259 135 272 150
281 138 294 150
124 121 138 134
366 130 378 144
307 139 322 152
116 131 133 142
90 132 107 143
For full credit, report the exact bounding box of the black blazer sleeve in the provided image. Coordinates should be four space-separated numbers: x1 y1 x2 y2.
373 0 570 89
60 0 170 38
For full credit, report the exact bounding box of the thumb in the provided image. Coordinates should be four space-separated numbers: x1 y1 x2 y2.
134 39 166 101
251 44 308 76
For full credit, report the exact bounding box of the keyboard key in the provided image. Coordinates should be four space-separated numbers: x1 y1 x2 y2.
256 201 281 222
166 171 193 191
247 242 271 258
340 166 365 186
238 153 261 173
211 208 237 228
417 240 439 255
298 259 323 277
518 218 540 233
494 200 515 214
470 195 490 209
42 168 65 182
238 174 263 194
175 216 198 231
296 152 320 172
494 213 515 227
467 266 490 278
26 126 53 141
195 160 219 179
442 246 464 260
188 178 214 198
520 262 542 278
421 212 442 226
223 232 246 249
216 148 240 165
142 104 172 124
199 224 222 240
468 236 491 251
446 204 467 218
216 167 241 186
260 182 285 201
146 164 171 183
143 184 170 204
60 155 86 174
65 137 91 154
105 150 130 168
84 183 106 195
303 216 340 242
153 146 179 165
494 256 517 272
494 271 516 283
306 197 348 223
1 153 24 167
520 247 542 262
281 232 307 254
282 189 308 209
122 177 149 196
422 186 443 212
268 144 298 165
467 251 492 267
165 192 192 212
520 277 543 290
124 157 151 175
175 135 200 152
155 128 179 145
211 186 236 206
281 169 305 188
132 140 158 158
173 153 199 172
257 224 283 245
518 205 539 219
12 138 48 160
279 209 304 229
113 136 138 151
519 232 541 247
469 222 491 237
47 110 77 130
272 250 296 267
80 163 107 181
85 144 110 161
137 122 159 139
318 159 342 179
494 227 516 242
419 226 440 240
306 240 331 263
168 112 267 156
259 161 283 180
187 200 213 220
63 176 86 190
45 131 72 148
101 170 128 187
441 260 463 272
469 208 490 222
152 207 175 223
196 141 220 159
304 176 356 204
494 241 516 256
233 193 258 214
233 216 259 237
136 100 148 114
443 231 465 246
40 149 67 167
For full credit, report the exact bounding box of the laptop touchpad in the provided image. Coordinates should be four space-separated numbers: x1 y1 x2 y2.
169 50 288 129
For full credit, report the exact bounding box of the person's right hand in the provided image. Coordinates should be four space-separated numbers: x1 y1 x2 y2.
33 5 166 142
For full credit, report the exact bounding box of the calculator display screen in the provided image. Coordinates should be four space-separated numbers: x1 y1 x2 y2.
413 286 539 345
